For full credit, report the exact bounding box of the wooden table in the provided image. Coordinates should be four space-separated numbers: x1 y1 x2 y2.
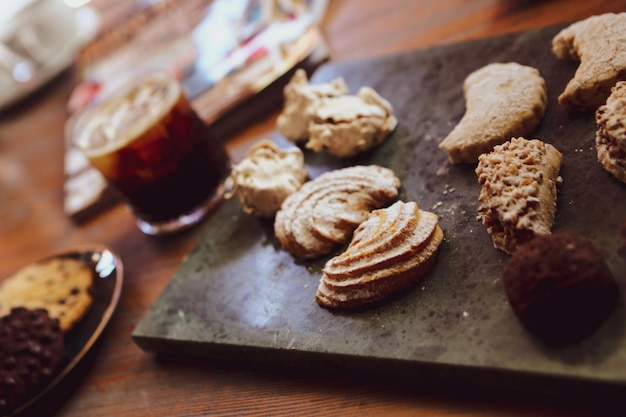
1 0 625 415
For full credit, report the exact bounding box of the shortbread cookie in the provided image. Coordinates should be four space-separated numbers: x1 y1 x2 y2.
552 13 626 112
316 201 443 309
274 165 400 259
229 140 307 217
439 62 547 164
0 257 94 331
595 81 626 183
306 86 398 158
475 137 563 254
276 69 348 142
0 307 64 416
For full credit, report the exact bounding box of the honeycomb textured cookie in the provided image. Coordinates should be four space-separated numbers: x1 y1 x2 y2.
0 257 94 332
552 12 626 112
0 307 65 415
439 62 547 164
595 81 626 184
503 233 618 346
316 201 443 309
475 137 562 254
274 165 400 259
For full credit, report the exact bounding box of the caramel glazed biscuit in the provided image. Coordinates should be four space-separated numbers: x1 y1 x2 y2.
552 12 626 112
439 62 547 164
595 80 626 184
0 257 94 332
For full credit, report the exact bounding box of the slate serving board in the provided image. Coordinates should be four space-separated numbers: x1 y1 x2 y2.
132 23 626 395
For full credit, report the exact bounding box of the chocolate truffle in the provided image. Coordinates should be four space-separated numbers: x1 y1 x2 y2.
502 233 618 346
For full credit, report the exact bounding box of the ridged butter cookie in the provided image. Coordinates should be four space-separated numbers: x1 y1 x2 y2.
316 201 443 309
274 165 400 259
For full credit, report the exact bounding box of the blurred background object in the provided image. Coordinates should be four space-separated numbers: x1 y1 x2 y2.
0 0 100 110
63 0 330 221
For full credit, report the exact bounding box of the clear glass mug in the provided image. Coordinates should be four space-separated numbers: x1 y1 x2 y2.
70 72 231 235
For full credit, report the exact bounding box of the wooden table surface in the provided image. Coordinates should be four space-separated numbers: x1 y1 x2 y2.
2 0 626 415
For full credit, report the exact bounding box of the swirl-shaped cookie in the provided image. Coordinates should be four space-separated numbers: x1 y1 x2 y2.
274 165 400 259
316 201 444 309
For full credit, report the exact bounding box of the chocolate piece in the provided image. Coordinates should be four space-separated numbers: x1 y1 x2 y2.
502 233 618 346
0 307 64 415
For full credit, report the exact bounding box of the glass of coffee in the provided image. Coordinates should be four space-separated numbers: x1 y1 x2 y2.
71 72 231 235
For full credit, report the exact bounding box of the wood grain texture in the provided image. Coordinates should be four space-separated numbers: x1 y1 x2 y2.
1 1 626 416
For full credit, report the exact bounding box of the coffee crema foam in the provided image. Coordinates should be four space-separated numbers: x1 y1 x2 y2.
75 73 180 157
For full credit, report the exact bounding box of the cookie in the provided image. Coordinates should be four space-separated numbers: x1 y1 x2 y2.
439 62 547 164
475 137 563 254
595 80 626 184
552 12 626 112
276 69 348 142
274 165 400 259
0 307 65 415
316 201 443 309
0 257 94 332
503 233 619 346
229 140 308 218
306 86 398 158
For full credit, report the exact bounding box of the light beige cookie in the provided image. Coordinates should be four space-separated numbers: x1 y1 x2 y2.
552 13 626 112
316 201 443 309
306 86 398 158
276 69 348 142
475 137 563 254
439 62 547 164
229 140 307 217
0 257 94 332
595 81 626 183
274 165 400 259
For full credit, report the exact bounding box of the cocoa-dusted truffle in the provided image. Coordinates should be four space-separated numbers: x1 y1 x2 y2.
0 307 65 415
502 233 618 346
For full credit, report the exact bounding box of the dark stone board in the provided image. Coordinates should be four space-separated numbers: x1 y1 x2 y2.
132 23 626 396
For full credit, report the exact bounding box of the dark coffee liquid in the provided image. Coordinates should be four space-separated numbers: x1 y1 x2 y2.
112 106 230 222
76 73 231 229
